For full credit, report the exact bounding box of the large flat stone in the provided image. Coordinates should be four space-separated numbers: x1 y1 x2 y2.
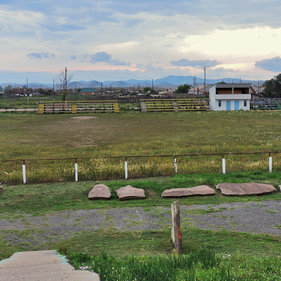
216 183 276 196
116 185 146 200
0 250 99 281
88 184 111 200
161 185 215 198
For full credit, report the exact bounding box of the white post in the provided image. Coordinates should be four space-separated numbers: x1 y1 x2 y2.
174 158 178 174
22 162 26 184
269 156 272 173
75 162 78 182
222 158 226 174
125 159 128 179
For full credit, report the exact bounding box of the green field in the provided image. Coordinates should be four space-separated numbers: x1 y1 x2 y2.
1 173 280 217
1 111 281 183
1 109 281 280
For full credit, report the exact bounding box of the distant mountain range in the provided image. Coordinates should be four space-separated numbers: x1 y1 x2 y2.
0 75 264 89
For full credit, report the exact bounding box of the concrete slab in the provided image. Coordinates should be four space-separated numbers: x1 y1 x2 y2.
216 183 276 196
0 250 99 281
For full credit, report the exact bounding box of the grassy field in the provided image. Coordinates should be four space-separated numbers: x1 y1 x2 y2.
0 226 280 279
1 108 281 280
1 227 280 280
1 111 281 183
1 172 281 217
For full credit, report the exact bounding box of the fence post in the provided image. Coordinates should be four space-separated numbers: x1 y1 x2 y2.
222 157 226 174
171 201 182 254
75 160 79 182
125 157 128 179
269 153 272 173
174 158 178 174
22 160 26 184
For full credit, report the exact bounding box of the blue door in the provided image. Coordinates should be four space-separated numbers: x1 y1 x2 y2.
235 100 239 110
226 101 231 111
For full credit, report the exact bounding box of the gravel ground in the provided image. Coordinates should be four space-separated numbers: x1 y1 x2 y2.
0 200 280 246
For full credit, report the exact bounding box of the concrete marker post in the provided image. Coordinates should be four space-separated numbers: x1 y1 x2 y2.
171 201 182 254
174 158 178 174
269 153 272 173
222 157 226 174
75 161 78 182
22 160 26 184
125 157 128 179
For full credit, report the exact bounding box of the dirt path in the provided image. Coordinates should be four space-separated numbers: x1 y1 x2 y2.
1 200 280 246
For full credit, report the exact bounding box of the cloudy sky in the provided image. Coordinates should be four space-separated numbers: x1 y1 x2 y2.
1 0 281 83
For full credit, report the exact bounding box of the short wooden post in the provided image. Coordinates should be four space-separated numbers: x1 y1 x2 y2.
171 201 182 254
269 153 272 173
222 157 226 174
75 161 78 182
22 160 26 184
125 157 128 179
174 158 178 174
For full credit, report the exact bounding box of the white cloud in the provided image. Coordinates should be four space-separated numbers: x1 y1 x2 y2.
1 1 281 81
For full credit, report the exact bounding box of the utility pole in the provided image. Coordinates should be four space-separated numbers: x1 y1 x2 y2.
26 78 29 96
52 79 55 99
203 66 206 95
64 67 67 92
193 76 197 95
101 82 103 95
62 67 67 101
152 78 154 90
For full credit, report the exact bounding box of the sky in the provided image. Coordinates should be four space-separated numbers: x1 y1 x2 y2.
1 0 281 83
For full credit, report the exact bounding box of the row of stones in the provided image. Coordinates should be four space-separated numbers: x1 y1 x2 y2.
88 183 278 200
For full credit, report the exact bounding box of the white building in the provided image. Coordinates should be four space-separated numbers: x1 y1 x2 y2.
209 83 254 111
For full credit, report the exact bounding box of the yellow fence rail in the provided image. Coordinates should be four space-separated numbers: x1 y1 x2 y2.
38 101 120 114
140 99 209 112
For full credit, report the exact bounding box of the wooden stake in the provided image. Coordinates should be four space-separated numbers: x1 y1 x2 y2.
171 201 182 254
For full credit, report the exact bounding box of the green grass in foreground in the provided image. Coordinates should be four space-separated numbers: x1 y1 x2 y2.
55 229 281 281
62 230 281 280
66 251 281 281
1 172 281 216
1 228 280 277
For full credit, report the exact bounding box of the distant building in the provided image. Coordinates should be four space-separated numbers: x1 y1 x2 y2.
209 83 254 111
79 88 97 96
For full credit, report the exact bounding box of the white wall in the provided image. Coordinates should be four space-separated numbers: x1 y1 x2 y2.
215 99 250 111
209 85 251 111
209 86 216 110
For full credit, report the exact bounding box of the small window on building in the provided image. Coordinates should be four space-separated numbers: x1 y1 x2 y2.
244 100 247 107
218 100 222 107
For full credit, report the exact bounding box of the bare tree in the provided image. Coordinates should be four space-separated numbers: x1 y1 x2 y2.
56 67 73 101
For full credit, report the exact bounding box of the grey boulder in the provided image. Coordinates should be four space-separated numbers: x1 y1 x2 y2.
88 184 111 200
161 185 215 198
116 185 146 200
216 183 276 196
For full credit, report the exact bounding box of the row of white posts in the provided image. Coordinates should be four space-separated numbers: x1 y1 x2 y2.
20 155 274 184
